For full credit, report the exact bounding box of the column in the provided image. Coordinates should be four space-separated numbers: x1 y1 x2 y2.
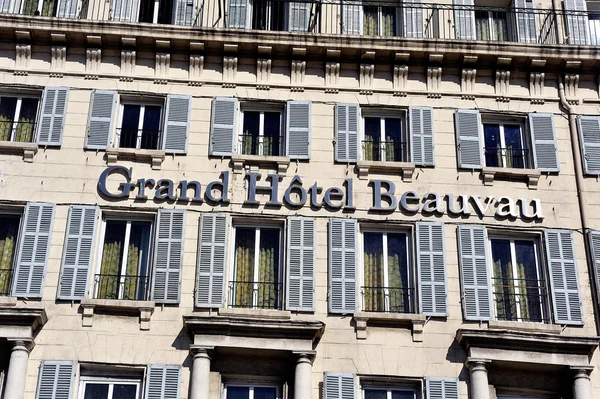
571 366 594 399
466 358 491 399
189 346 213 399
294 352 314 399
4 340 30 399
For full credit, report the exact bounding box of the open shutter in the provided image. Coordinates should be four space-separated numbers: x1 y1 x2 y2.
529 113 559 172
457 225 491 320
335 104 359 163
328 218 357 314
151 209 185 304
514 0 537 43
196 213 228 308
417 222 448 316
577 116 600 175
455 110 483 169
174 0 194 25
36 361 75 399
13 202 55 298
58 205 97 300
410 106 435 166
403 0 424 38
324 372 356 399
56 0 78 17
426 378 459 399
286 100 311 159
210 97 237 156
85 90 116 150
565 0 589 45
163 94 191 154
289 1 311 31
588 231 600 309
145 365 181 399
453 0 475 40
37 87 69 146
111 0 136 21
545 229 583 325
286 216 316 311
228 0 247 28
342 2 361 34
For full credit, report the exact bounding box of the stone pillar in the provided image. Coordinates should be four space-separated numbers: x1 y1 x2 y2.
466 359 491 399
294 352 314 399
4 340 31 399
571 366 594 399
189 346 213 399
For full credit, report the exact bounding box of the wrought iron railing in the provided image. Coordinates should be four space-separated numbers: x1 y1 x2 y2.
93 274 149 301
0 121 36 143
228 281 283 309
116 128 161 150
484 147 529 169
492 278 548 323
239 134 283 157
556 8 600 45
361 286 414 313
0 268 13 296
362 140 407 162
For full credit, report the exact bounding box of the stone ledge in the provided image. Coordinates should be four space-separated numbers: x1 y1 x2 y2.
231 154 290 174
488 320 562 334
0 296 17 306
218 307 291 320
481 167 541 189
0 305 47 339
106 147 166 170
80 298 155 330
0 141 38 162
356 160 415 182
353 311 426 342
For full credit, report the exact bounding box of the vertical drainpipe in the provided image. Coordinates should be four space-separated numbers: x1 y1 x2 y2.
552 0 565 45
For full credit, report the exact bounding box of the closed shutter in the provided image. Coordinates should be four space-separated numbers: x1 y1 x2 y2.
565 0 589 45
529 113 559 172
417 222 448 316
85 90 116 150
112 0 136 21
286 216 316 311
56 0 78 18
403 0 424 38
323 372 356 399
145 365 181 399
426 378 460 399
588 231 600 308
328 218 357 314
228 0 247 28
163 95 191 154
514 0 537 43
0 0 14 13
210 97 237 156
37 87 69 146
455 110 483 169
36 361 75 399
457 225 491 320
453 0 475 40
410 106 435 166
342 2 361 34
196 213 229 308
286 100 311 159
151 209 185 304
58 205 98 300
545 229 583 325
13 202 55 298
335 104 359 163
174 0 194 25
577 116 600 175
289 2 311 31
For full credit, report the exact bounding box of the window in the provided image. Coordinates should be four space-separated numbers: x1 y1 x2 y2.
0 213 21 296
78 377 141 399
117 102 163 150
475 8 509 41
343 3 397 36
228 0 311 31
482 120 529 169
224 384 280 399
362 113 407 162
111 0 193 25
363 387 415 399
0 95 39 143
239 109 283 156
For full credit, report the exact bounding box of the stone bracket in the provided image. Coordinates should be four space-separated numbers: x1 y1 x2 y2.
529 72 545 103
565 73 580 105
15 43 31 75
461 68 476 99
81 299 155 331
232 154 290 174
359 63 374 95
120 51 136 81
257 58 272 90
223 56 238 88
353 312 426 342
50 46 66 77
481 167 541 190
393 64 408 96
291 59 306 92
325 62 340 93
0 141 38 162
427 66 442 98
106 147 165 170
495 70 511 101
154 40 171 85
356 160 415 182
188 41 204 86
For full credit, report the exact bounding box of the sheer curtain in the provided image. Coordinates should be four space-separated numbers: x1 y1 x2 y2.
234 229 254 307
363 234 384 311
0 218 18 294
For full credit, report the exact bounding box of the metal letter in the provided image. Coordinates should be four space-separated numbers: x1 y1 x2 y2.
422 192 443 214
179 180 203 202
323 187 344 209
284 176 307 208
370 179 398 212
245 173 282 206
470 195 495 217
97 166 134 199
136 178 156 200
206 171 230 203
519 198 544 220
446 194 471 216
154 179 177 201
309 182 323 209
400 191 420 213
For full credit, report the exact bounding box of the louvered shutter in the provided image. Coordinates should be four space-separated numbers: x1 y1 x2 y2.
514 0 537 43
286 100 311 159
85 90 116 150
426 378 459 399
403 0 424 38
210 97 237 156
453 0 475 40
228 0 247 28
36 361 75 399
56 0 78 18
145 365 181 399
417 222 448 316
13 202 55 298
529 113 559 172
323 372 356 399
410 106 435 166
335 104 359 163
289 1 311 31
196 213 228 308
112 0 135 21
37 87 69 146
174 0 194 25
455 110 483 169
565 0 589 45
588 231 600 308
151 209 185 304
58 205 98 300
577 116 600 175
545 229 583 325
457 225 491 320
328 218 357 314
342 2 361 34
163 95 191 154
286 216 316 311
0 0 14 13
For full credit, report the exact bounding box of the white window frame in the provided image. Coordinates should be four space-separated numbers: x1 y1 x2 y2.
361 5 399 36
238 106 284 156
475 9 508 41
0 94 40 143
362 386 417 399
77 376 142 399
481 118 529 169
223 383 281 399
116 100 164 150
361 110 407 162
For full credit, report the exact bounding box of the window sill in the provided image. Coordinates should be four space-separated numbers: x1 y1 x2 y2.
481 167 541 189
218 307 291 320
231 154 290 174
106 147 166 170
0 296 17 306
488 320 562 334
0 141 38 162
356 160 415 182
80 298 155 331
353 311 426 342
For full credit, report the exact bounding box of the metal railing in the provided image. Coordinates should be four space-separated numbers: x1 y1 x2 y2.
556 9 600 45
484 147 530 169
239 134 283 157
116 128 161 150
93 274 149 301
228 281 283 309
362 140 407 162
0 121 36 143
492 278 548 323
361 286 414 313
0 268 13 296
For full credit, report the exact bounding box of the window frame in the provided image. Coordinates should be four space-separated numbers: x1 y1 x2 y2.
362 386 417 399
0 209 24 297
481 116 530 169
238 104 284 157
360 108 408 163
116 98 165 150
362 4 399 36
0 93 41 143
222 383 282 399
77 375 142 399
474 8 510 41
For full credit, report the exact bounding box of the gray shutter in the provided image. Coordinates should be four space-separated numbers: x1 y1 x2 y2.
286 216 316 311
151 209 185 304
457 225 492 321
57 0 78 18
13 202 55 298
210 97 237 156
410 106 435 166
145 365 181 399
163 95 191 154
403 0 424 38
37 87 69 146
426 378 459 399
455 109 483 169
565 0 589 45
228 0 247 28
323 372 356 399
577 116 600 175
417 222 448 316
36 361 75 399
112 0 135 21
342 2 361 34
85 90 116 150
328 218 357 314
196 213 229 308
514 0 537 43
335 104 359 163
588 231 600 309
174 0 194 25
529 113 559 172
58 205 98 300
545 229 583 325
286 100 311 159
289 1 311 31
453 0 475 40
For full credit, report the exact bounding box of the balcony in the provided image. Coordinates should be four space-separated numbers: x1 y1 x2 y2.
361 286 414 313
92 273 149 301
362 140 407 163
228 281 283 310
484 147 530 169
239 134 283 157
492 278 549 323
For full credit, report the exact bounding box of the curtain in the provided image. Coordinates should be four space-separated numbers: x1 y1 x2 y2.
492 259 517 320
15 115 34 143
122 243 140 300
22 0 39 14
381 7 394 36
99 240 123 299
516 260 531 321
385 134 396 162
364 135 375 161
387 251 405 312
257 237 277 308
234 229 254 307
41 0 55 15
363 6 377 36
0 218 18 295
363 234 384 312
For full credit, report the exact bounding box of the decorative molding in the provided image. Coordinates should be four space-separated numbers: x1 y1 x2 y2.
461 68 476 100
529 72 545 104
85 48 101 80
188 54 204 86
222 56 238 88
393 64 408 97
154 53 170 85
325 62 340 93
427 66 442 98
50 46 66 77
359 63 374 95
565 73 580 105
291 59 306 92
120 49 136 82
14 44 31 75
256 58 271 90
495 70 511 102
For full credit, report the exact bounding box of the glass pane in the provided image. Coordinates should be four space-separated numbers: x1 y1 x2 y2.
123 222 152 300
491 10 508 41
363 6 378 36
120 105 141 148
475 10 491 40
241 111 260 155
263 112 281 156
252 0 269 29
227 387 250 399
98 221 127 299
491 239 517 321
254 387 278 399
483 124 501 167
15 98 38 143
363 232 384 312
364 117 381 161
503 125 525 169
258 228 280 308
234 228 256 307
387 233 410 313
268 0 286 31
381 6 396 36
22 0 39 15
590 16 600 45
384 118 402 162
0 97 17 142
140 105 161 150
84 383 110 399
112 384 138 399
0 215 20 295
514 240 543 322
364 390 387 399
392 391 414 399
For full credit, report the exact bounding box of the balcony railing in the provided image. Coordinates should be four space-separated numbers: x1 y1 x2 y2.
362 140 407 162
239 134 283 157
0 268 13 296
361 286 414 313
0 121 36 143
484 147 530 169
228 281 283 309
492 278 548 323
93 274 149 301
116 128 161 151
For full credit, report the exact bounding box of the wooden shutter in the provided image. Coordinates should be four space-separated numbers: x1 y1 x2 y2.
403 0 424 38
228 0 247 28
58 205 98 300
37 87 69 146
410 106 435 166
417 222 448 316
529 113 559 172
289 1 311 31
328 218 357 314
13 202 55 298
286 216 316 311
174 0 194 25
457 225 491 320
588 231 600 310
342 2 361 34
151 209 185 304
145 365 181 399
163 95 191 154
323 372 356 399
455 110 483 169
210 97 237 156
335 104 359 163
545 229 583 325
426 378 459 399
85 90 116 150
565 0 589 45
36 361 75 399
57 0 78 18
514 0 537 43
286 100 311 159
196 213 229 308
577 116 600 175
453 0 475 40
